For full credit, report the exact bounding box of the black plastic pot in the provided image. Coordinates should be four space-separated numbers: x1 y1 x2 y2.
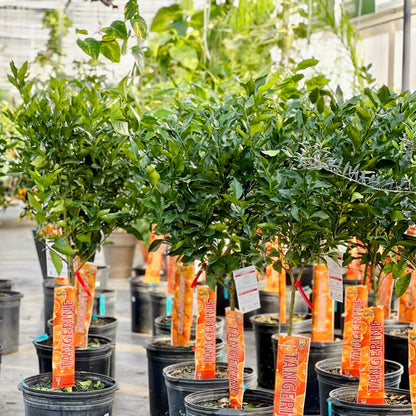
146 337 226 416
0 279 12 290
95 265 110 290
272 334 343 414
185 388 274 415
250 313 312 389
34 335 115 378
328 386 411 416
130 277 166 334
18 371 118 416
0 290 23 354
316 358 404 416
385 330 409 389
163 361 257 416
43 279 56 333
149 287 168 335
92 289 116 317
32 229 48 279
155 315 225 340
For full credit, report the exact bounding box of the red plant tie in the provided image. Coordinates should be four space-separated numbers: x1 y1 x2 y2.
191 263 207 288
295 280 313 310
75 270 92 297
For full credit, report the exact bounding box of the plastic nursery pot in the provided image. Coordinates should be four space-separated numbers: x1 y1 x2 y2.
92 289 117 317
0 279 12 290
184 388 274 416
95 265 110 289
130 277 166 334
149 285 169 335
47 317 118 342
272 334 343 415
250 313 312 389
328 386 411 416
155 315 226 341
103 231 137 279
18 371 118 416
385 329 410 389
32 229 48 279
163 361 256 416
33 335 115 378
315 358 404 416
0 290 23 354
146 337 226 416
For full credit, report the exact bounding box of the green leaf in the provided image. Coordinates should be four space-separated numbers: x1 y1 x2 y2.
395 272 412 297
50 250 63 275
131 15 148 39
76 29 88 35
31 154 47 168
52 239 75 256
261 150 279 157
76 38 100 60
146 166 160 186
351 192 363 202
28 192 41 211
131 45 145 73
169 45 198 70
100 39 121 62
124 0 138 20
295 58 319 71
230 178 243 200
149 238 164 252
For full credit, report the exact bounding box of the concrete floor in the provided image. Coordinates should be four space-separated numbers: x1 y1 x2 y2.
0 205 260 415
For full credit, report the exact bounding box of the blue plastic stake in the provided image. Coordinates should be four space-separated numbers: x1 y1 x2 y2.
19 377 29 388
328 400 332 416
100 294 106 316
33 333 49 342
223 288 229 300
166 296 173 316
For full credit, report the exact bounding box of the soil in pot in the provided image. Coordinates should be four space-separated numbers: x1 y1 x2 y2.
18 371 118 416
328 386 411 416
146 337 226 416
34 335 115 378
250 313 312 389
316 358 404 416
163 361 256 416
185 388 274 415
0 290 23 354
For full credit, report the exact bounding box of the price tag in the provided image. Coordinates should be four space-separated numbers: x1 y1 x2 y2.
233 266 261 313
46 239 68 279
327 255 343 303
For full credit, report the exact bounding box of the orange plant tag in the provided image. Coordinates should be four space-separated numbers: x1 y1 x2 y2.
345 239 364 281
378 271 393 319
171 263 194 346
311 264 334 342
52 286 75 388
225 308 245 409
195 286 217 379
74 262 97 349
265 263 279 292
408 328 416 415
399 269 416 323
341 285 368 376
357 307 385 405
167 256 178 295
144 230 164 284
273 334 310 416
279 266 287 324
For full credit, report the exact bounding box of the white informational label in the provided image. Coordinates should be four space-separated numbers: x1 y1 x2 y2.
233 265 261 313
327 255 343 303
46 239 68 279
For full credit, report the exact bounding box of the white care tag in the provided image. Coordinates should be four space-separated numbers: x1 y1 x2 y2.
327 255 343 303
233 265 261 313
46 239 68 279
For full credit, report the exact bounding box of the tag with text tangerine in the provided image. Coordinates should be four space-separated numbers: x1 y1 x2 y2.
171 263 194 346
341 285 368 376
312 264 334 342
74 262 96 349
225 308 245 409
408 328 416 416
273 334 310 416
144 229 164 284
378 271 393 319
52 286 75 388
399 269 416 323
357 306 385 405
195 286 217 379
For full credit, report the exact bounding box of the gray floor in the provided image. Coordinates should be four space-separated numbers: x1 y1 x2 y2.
0 204 259 415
